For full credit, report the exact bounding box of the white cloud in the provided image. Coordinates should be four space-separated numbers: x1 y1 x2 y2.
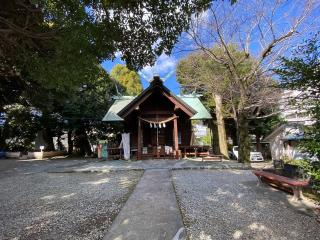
114 51 122 58
191 8 210 22
139 54 177 82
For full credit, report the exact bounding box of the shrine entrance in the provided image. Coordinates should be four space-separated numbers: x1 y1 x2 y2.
102 75 213 160
139 116 177 159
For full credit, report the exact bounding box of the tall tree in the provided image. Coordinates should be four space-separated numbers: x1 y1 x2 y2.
1 104 40 151
180 0 318 164
177 47 277 158
177 50 231 157
110 64 142 95
58 68 117 155
1 0 234 153
0 0 212 101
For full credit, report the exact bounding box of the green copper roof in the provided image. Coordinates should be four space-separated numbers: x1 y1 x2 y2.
102 94 212 122
102 96 135 121
179 95 212 120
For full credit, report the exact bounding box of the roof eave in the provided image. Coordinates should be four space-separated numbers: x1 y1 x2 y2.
118 78 197 118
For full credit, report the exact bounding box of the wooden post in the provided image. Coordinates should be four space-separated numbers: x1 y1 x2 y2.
292 186 304 201
137 118 141 160
173 116 179 158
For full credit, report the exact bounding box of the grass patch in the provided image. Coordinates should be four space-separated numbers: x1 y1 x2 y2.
303 189 320 203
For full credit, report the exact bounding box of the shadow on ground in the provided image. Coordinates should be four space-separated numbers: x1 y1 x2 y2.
0 163 142 240
173 169 319 240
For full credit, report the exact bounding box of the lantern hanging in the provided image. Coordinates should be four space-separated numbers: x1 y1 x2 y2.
150 123 152 128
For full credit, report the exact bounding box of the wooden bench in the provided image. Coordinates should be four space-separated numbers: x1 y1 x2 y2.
181 146 211 158
252 170 309 201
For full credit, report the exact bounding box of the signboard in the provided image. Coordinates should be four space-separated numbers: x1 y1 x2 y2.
194 124 207 137
191 123 211 146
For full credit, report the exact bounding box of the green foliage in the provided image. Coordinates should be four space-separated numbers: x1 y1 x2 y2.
1 0 212 96
1 104 40 151
176 46 275 126
110 64 142 96
191 120 212 146
287 159 320 190
176 46 256 116
59 68 117 154
249 115 283 139
200 131 212 146
1 0 233 153
299 124 320 159
177 46 279 163
1 67 115 154
286 159 310 169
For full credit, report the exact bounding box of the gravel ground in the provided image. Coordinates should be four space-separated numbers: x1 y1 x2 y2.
0 159 92 178
0 170 142 240
173 170 320 240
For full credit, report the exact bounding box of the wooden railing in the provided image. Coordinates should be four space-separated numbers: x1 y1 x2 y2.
105 145 212 160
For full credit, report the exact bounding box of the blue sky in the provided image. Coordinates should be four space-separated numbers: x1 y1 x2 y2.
102 51 185 95
101 0 320 95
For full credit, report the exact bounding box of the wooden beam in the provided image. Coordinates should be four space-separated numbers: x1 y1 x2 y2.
162 92 195 117
119 91 152 118
173 115 179 158
137 118 141 160
141 110 173 115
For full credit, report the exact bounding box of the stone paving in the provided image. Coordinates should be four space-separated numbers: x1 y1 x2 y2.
104 169 185 240
52 158 250 173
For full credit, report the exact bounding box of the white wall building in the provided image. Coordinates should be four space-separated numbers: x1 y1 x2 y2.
264 90 313 160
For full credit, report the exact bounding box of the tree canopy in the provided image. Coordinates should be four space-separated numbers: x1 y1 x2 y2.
177 46 277 120
177 46 280 160
1 0 211 92
180 0 316 163
0 0 214 153
110 64 142 96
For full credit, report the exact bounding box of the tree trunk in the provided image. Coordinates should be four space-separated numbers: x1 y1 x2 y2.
208 119 220 154
42 128 55 151
238 112 250 165
214 94 229 158
0 127 5 149
67 129 73 154
74 128 92 156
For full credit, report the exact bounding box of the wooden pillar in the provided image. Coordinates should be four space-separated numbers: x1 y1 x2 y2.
137 118 141 160
173 116 179 158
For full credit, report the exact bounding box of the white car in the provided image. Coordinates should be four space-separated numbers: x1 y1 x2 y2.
232 146 264 162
